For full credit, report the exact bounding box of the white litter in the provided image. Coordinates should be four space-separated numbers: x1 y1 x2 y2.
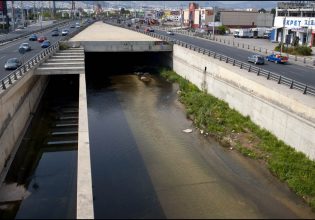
183 129 193 133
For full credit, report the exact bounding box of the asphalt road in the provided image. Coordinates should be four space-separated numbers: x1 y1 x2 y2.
153 28 315 88
0 21 81 80
0 21 57 42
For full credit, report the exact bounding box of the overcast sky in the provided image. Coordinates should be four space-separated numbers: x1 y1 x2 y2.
120 1 278 9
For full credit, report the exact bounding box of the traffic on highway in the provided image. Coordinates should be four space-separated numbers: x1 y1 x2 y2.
152 28 315 88
113 19 315 88
0 19 89 80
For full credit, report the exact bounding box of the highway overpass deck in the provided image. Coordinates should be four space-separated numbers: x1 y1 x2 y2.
69 21 160 42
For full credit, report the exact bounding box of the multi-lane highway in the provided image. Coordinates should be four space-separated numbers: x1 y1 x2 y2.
0 20 61 43
0 20 83 80
151 28 315 87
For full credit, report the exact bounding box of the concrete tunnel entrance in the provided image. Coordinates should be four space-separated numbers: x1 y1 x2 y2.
85 51 173 76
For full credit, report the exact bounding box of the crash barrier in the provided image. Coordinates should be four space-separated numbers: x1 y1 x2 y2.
0 20 95 94
104 20 315 96
0 42 59 93
0 20 71 47
154 26 315 67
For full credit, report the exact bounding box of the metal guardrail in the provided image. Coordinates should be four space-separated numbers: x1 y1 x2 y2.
0 20 71 47
104 20 315 96
0 20 95 94
0 41 59 92
154 26 315 67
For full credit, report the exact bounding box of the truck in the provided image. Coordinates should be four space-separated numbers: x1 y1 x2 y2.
251 27 272 39
233 29 253 38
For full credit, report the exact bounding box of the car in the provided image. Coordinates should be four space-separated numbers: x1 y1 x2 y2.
41 40 51 48
75 22 81 28
247 54 265 65
51 30 59 36
38 36 47 43
4 58 22 70
52 28 59 32
266 53 288 64
19 42 31 51
166 31 174 35
29 34 37 41
16 25 25 30
61 29 69 36
70 24 75 28
145 27 154 32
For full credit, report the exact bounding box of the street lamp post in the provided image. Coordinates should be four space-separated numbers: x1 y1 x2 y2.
212 6 215 40
306 17 311 47
40 1 43 29
280 9 287 54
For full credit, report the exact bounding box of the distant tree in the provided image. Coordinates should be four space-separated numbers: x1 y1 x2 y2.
270 8 276 15
120 8 126 14
258 8 266 13
62 13 70 19
217 25 228 35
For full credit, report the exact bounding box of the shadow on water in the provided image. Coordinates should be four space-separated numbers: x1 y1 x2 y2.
0 75 79 219
85 52 167 219
84 51 315 219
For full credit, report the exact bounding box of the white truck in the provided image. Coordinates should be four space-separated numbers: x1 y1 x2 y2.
233 29 253 38
251 27 272 38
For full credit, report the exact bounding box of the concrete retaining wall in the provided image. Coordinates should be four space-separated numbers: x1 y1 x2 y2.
0 72 48 175
172 44 315 160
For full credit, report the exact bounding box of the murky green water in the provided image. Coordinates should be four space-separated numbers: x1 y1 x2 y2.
86 73 315 219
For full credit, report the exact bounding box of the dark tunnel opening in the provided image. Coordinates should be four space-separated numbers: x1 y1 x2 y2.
85 51 172 77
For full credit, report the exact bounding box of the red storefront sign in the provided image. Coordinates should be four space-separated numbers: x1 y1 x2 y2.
0 1 4 11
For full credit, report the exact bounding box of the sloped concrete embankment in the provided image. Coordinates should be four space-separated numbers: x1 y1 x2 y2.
172 44 315 160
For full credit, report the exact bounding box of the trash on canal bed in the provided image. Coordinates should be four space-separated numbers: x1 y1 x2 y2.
183 129 193 133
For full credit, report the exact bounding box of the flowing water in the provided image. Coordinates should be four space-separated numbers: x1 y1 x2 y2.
86 73 315 219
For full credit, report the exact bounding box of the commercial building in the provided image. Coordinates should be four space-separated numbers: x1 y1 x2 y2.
272 1 315 47
182 2 273 34
220 11 273 28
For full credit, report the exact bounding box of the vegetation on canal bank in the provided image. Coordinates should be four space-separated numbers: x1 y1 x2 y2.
159 68 315 211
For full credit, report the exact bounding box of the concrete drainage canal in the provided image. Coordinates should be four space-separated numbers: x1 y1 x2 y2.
0 75 78 219
0 49 315 219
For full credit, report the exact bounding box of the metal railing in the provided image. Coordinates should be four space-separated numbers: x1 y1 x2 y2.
105 20 315 96
154 26 315 67
0 42 59 91
0 20 95 93
0 20 71 47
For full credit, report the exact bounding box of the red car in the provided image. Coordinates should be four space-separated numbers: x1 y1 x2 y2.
145 27 154 32
37 36 47 43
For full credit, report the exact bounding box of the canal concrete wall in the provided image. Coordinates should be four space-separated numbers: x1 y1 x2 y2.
0 72 48 175
77 74 94 219
172 44 315 160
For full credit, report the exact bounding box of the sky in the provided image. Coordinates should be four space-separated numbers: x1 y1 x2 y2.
7 1 279 10
102 1 278 10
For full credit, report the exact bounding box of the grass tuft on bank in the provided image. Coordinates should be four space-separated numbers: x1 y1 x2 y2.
160 68 315 210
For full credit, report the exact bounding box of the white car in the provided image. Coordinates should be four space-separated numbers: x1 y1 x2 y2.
166 31 174 35
61 29 69 36
19 42 31 51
